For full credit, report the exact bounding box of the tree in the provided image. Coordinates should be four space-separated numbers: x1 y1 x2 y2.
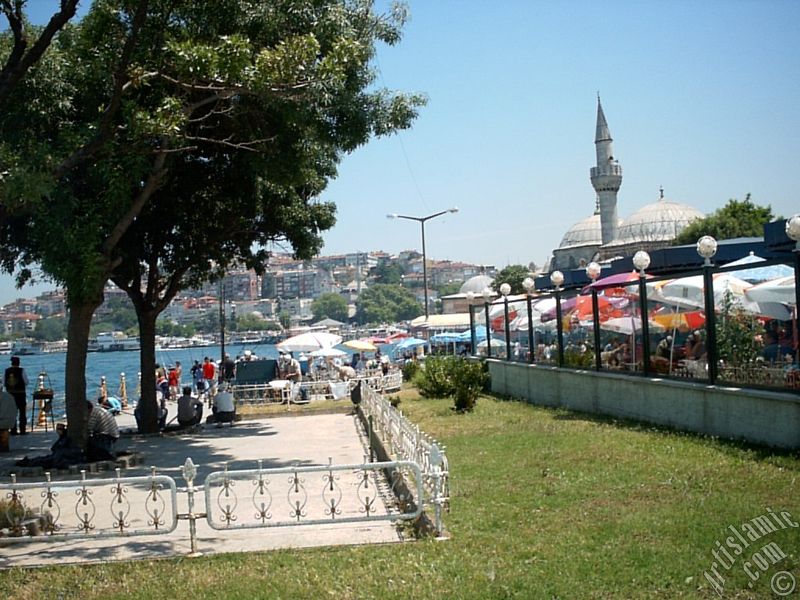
355 283 420 325
673 195 776 245
312 293 348 322
370 262 403 285
234 313 270 332
491 264 530 295
0 1 423 443
0 0 81 105
278 310 292 329
30 315 67 341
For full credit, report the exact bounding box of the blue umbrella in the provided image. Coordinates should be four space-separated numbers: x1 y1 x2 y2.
456 325 487 342
726 253 793 283
395 337 428 351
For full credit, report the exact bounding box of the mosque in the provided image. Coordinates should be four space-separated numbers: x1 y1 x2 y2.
550 98 704 271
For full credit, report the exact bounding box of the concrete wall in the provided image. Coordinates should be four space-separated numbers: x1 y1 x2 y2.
487 360 800 449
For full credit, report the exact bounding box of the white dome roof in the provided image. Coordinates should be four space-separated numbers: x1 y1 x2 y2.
559 213 622 249
459 274 494 294
615 197 703 245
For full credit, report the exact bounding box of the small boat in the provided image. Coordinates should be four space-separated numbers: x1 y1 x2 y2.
11 339 42 355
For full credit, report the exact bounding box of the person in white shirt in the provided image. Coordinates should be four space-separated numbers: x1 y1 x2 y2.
213 383 236 426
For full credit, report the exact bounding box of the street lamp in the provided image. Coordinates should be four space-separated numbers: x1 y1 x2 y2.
697 235 718 383
482 286 493 359
523 276 536 364
550 270 565 367
466 291 476 355
500 282 512 361
585 261 602 371
632 250 651 375
388 207 459 319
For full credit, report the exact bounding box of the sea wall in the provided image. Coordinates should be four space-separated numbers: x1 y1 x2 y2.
487 359 800 449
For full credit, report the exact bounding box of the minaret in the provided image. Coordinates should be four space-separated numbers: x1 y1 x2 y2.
590 96 622 245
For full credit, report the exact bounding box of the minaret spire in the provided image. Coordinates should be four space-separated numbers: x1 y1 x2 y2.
590 95 622 245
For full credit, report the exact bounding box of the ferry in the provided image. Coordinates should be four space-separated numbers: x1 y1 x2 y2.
93 331 141 352
11 339 42 355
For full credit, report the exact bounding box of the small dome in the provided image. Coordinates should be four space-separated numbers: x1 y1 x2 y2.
459 274 494 294
559 213 622 249
616 197 703 245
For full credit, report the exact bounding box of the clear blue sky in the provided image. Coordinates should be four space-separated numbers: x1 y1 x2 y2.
3 0 799 304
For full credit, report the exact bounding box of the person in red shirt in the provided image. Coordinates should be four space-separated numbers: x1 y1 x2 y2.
202 357 218 397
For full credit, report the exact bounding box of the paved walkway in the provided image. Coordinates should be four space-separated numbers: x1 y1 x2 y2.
0 406 404 568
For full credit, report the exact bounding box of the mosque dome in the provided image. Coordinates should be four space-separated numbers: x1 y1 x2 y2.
614 193 703 245
558 212 622 249
459 274 494 294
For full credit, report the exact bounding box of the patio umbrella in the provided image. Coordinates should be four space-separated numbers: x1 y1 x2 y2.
308 347 347 358
583 270 651 293
278 331 342 353
600 317 665 336
394 337 428 351
477 338 506 349
651 309 705 332
343 339 378 352
725 252 794 284
660 272 754 309
744 276 795 305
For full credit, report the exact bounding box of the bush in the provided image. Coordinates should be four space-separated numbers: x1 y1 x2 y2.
414 356 457 398
401 360 420 382
412 356 490 412
452 359 489 413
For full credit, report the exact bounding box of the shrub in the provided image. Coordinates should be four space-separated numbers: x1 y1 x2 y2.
401 360 419 382
452 359 489 412
414 356 457 398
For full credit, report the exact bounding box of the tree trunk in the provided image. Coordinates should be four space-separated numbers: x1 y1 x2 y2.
65 299 102 449
137 309 160 433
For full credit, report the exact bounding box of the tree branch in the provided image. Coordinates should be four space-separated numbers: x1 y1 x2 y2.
0 0 81 106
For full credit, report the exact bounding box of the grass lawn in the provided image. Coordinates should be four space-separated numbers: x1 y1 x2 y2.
2 387 798 599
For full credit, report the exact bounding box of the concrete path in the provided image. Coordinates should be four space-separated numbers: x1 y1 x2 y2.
0 407 405 568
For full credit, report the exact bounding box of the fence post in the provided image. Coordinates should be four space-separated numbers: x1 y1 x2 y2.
181 458 203 557
430 443 444 537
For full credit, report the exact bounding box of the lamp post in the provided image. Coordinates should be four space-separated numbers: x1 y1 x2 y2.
523 277 536 364
697 235 719 384
500 282 512 361
466 291 476 356
388 208 459 319
551 271 565 367
585 262 602 371
482 286 493 359
632 250 651 375
785 214 800 362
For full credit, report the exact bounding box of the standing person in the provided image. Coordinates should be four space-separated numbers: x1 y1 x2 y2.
4 356 28 435
202 356 218 397
191 360 205 394
167 365 179 400
222 353 236 382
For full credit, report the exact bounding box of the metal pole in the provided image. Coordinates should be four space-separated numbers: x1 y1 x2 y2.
503 295 511 361
527 294 534 364
793 248 800 364
591 289 601 371
702 264 718 384
555 290 564 367
469 304 476 356
421 221 429 319
219 283 225 365
484 301 492 359
638 275 650 375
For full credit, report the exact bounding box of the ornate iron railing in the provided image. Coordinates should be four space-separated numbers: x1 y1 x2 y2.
232 371 403 405
359 383 449 530
204 458 421 530
1 467 178 542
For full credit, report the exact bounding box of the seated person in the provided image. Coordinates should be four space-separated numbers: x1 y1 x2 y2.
213 383 236 426
761 330 792 364
655 336 673 359
177 386 204 427
685 331 707 361
134 396 168 431
86 401 119 461
98 394 122 415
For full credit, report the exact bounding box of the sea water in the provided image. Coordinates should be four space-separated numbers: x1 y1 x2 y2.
12 343 281 419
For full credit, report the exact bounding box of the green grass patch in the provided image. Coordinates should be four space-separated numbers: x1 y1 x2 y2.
3 390 799 599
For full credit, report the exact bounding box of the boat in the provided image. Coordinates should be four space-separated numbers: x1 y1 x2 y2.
94 331 141 352
11 339 42 355
41 339 69 353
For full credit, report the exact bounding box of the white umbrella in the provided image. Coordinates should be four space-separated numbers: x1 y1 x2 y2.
477 338 506 349
725 252 794 284
309 347 347 358
600 317 665 336
660 273 753 309
277 332 342 353
744 276 795 306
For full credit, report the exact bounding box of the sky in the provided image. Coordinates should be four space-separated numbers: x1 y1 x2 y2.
3 0 800 304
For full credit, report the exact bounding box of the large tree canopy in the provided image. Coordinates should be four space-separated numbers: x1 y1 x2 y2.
0 0 424 444
355 283 420 325
491 264 530 295
311 292 349 322
673 195 776 245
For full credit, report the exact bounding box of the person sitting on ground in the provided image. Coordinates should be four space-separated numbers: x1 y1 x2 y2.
213 383 236 427
686 330 706 361
86 401 119 461
98 394 122 415
177 386 204 427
